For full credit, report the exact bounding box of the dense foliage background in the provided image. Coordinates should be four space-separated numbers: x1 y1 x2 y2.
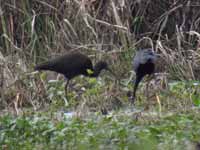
1 0 200 149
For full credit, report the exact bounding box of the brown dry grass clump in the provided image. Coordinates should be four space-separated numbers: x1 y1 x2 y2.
0 0 200 112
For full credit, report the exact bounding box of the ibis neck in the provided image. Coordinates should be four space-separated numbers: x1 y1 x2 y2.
133 74 144 98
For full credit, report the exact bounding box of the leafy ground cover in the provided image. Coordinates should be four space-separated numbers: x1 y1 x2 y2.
1 81 200 150
0 108 200 150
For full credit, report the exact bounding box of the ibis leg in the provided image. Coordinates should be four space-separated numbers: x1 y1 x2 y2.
65 80 70 97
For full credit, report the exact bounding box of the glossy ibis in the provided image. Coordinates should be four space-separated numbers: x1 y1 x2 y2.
132 48 157 103
34 52 114 95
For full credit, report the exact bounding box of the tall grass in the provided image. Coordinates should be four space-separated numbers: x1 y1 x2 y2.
0 0 200 111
